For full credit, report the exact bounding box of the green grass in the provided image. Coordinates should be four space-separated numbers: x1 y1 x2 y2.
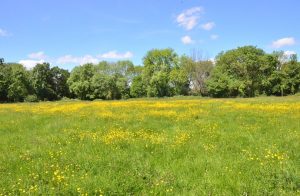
0 96 299 195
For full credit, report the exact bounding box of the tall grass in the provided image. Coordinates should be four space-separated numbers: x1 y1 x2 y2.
0 96 299 195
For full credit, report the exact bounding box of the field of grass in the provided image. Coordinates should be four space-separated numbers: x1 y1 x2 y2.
0 96 299 195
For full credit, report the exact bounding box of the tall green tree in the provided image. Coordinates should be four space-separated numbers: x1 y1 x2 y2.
269 54 300 95
130 75 146 98
147 71 170 97
67 64 95 100
51 66 70 99
7 64 31 102
91 72 112 99
143 48 178 97
31 63 56 101
0 62 11 102
283 54 300 94
113 61 135 99
207 46 277 97
169 58 190 96
95 60 135 99
181 56 213 96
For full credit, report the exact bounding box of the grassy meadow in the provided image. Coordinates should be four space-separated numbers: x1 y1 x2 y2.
0 96 299 195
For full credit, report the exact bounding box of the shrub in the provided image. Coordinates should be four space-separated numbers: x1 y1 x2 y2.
24 95 38 102
61 96 71 101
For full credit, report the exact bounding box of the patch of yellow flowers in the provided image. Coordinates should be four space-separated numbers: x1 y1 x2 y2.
2 98 298 119
71 128 190 146
242 145 289 166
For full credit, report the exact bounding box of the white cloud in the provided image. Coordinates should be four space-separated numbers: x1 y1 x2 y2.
20 50 134 67
181 35 194 44
56 55 77 64
57 55 99 65
272 37 296 48
18 59 45 69
80 55 99 64
284 50 296 56
210 34 219 40
201 22 215 31
0 28 8 37
28 51 47 60
18 51 47 69
176 7 204 30
56 51 133 65
98 51 133 59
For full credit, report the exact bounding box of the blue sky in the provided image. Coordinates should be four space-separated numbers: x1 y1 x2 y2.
0 0 299 70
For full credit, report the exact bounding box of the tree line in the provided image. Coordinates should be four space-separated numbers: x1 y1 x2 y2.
0 46 299 102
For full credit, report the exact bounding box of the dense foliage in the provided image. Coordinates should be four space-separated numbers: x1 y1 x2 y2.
0 46 299 102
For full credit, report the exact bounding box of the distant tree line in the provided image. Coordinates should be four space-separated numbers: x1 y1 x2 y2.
0 46 299 102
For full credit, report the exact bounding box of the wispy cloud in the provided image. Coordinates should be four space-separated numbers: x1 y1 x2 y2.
210 34 219 40
0 28 9 37
28 51 47 60
57 55 99 65
98 51 133 59
201 22 215 31
19 50 133 68
181 35 194 45
272 37 296 48
176 7 204 30
57 51 133 65
19 51 48 69
18 59 45 69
